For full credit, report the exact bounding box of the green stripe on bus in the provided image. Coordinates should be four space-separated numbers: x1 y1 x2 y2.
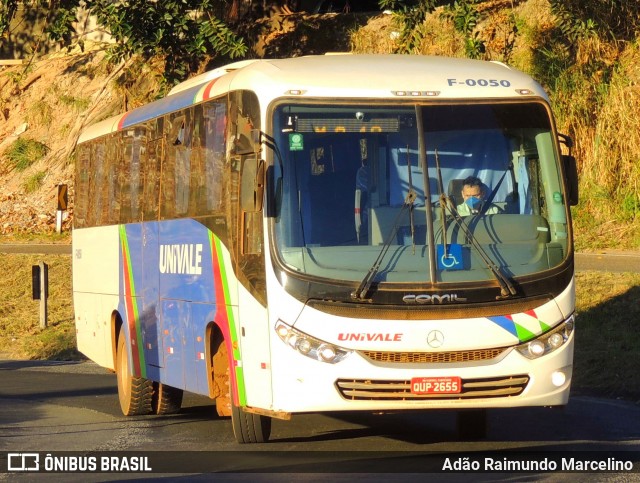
119 225 146 378
212 234 247 406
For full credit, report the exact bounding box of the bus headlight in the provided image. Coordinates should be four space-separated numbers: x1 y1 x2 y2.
275 321 351 364
515 314 575 360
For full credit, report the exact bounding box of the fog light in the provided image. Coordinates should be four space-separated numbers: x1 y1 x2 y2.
552 370 566 387
528 340 545 357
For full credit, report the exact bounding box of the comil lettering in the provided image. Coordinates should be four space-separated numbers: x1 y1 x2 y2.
159 244 203 275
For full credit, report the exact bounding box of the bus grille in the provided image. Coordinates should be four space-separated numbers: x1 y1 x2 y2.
361 347 507 364
335 375 529 401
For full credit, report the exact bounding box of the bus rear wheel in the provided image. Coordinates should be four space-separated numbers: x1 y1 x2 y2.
116 326 153 416
153 382 183 415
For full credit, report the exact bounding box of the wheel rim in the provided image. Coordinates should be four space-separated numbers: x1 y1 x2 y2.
117 335 130 405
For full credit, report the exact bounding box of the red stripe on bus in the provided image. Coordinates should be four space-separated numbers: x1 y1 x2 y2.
210 238 241 405
117 113 129 131
203 79 218 100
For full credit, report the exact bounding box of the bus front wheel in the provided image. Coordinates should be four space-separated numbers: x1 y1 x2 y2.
116 326 153 416
212 339 271 443
231 404 272 444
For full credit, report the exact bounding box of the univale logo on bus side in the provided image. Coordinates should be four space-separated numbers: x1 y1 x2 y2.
159 244 203 275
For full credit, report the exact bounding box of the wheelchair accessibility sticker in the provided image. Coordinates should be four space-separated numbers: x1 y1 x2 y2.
437 244 463 271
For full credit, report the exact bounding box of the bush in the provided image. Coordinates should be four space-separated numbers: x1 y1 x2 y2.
549 0 640 42
23 171 47 193
5 138 49 171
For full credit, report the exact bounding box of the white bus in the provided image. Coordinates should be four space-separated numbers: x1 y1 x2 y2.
73 54 578 443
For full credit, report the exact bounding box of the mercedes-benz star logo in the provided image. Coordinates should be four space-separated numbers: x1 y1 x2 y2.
427 330 444 348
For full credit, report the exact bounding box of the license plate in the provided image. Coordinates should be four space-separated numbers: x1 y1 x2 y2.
410 376 462 394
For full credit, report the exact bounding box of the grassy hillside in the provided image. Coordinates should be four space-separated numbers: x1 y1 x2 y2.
1 2 637 249
351 2 640 250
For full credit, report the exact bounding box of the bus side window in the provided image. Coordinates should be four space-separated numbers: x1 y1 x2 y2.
105 136 120 224
173 112 192 216
161 114 180 219
120 127 144 223
75 143 91 228
131 127 145 222
189 104 204 216
142 119 161 222
201 100 227 215
88 140 106 226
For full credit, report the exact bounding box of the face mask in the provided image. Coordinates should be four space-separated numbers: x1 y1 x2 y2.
465 196 482 210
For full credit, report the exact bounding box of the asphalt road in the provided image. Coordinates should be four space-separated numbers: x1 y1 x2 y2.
0 360 639 481
1 245 639 480
0 244 73 255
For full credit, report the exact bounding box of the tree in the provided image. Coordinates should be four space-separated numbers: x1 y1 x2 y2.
90 0 247 85
1 0 248 86
377 0 451 53
0 0 19 38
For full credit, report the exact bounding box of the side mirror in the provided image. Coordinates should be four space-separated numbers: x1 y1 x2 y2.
562 154 579 206
240 157 265 213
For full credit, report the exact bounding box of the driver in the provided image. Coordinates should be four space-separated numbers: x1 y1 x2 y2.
456 176 500 216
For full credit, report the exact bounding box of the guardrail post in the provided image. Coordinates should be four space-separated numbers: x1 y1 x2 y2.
32 262 48 328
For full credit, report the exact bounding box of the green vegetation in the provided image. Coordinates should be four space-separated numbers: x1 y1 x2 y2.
572 271 640 402
0 254 77 360
1 0 247 87
2 2 637 246
355 1 640 250
27 99 53 127
0 252 638 403
5 137 49 171
59 93 91 112
22 170 47 193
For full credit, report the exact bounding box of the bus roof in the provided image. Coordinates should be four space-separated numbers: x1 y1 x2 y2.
78 54 548 144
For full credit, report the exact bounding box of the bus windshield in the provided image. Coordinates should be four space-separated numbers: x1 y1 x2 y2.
272 102 569 285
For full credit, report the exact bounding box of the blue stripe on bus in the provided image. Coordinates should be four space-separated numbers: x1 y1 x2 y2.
120 219 226 395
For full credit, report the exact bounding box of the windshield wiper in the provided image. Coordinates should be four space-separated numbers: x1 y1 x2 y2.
434 151 517 299
405 146 417 254
351 190 416 301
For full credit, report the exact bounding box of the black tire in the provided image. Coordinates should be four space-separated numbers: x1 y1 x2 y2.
231 403 272 444
116 326 153 416
457 409 487 440
153 382 184 415
212 338 271 443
